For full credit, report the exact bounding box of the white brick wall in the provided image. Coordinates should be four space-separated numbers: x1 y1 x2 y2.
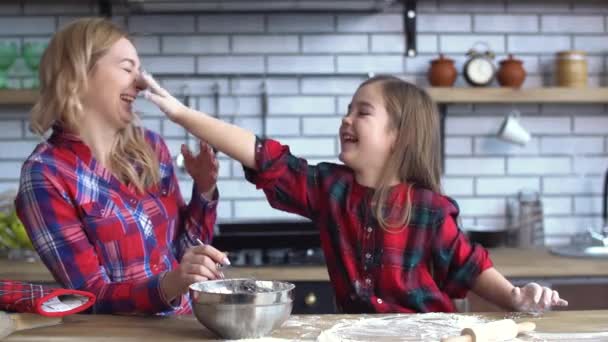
1 0 607 243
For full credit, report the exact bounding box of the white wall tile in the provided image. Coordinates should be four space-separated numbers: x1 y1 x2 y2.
198 15 264 33
232 78 299 95
0 141 38 159
234 200 303 220
574 196 603 215
508 157 571 175
219 96 261 116
0 121 23 139
0 4 21 14
507 0 571 13
131 36 160 54
544 216 602 235
198 56 264 74
218 180 266 199
541 137 604 155
142 57 195 74
542 15 604 33
302 117 342 136
303 34 368 53
25 2 92 14
337 55 403 73
418 14 472 33
301 77 363 95
573 157 608 175
574 117 608 134
233 35 299 53
279 138 336 157
371 34 438 54
574 36 608 53
337 14 402 32
268 15 334 33
0 161 23 179
439 1 505 13
130 15 195 33
268 96 335 115
268 56 334 74
445 157 505 175
457 198 506 216
266 118 301 136
442 177 474 196
542 197 572 215
446 116 503 135
0 17 55 35
474 15 538 33
476 176 541 195
162 79 229 95
543 176 602 195
162 120 187 138
521 117 571 134
162 36 229 54
445 137 472 155
475 137 540 156
508 35 571 54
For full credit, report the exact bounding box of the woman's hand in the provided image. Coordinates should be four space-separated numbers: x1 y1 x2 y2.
141 71 188 122
511 282 568 312
160 244 230 301
182 141 218 199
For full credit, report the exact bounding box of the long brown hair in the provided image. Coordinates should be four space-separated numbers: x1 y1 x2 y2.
30 17 160 193
362 75 442 231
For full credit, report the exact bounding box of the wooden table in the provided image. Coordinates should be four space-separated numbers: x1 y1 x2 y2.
5 310 608 341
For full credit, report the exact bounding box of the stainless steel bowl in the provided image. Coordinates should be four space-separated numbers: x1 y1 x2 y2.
189 278 295 339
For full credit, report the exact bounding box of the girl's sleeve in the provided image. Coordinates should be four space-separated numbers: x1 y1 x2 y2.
15 162 179 314
431 199 493 299
242 137 323 220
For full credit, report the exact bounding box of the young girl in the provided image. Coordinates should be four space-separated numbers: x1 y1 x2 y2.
143 73 567 313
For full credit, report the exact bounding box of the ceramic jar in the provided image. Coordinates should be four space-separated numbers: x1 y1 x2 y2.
428 54 457 87
497 54 526 88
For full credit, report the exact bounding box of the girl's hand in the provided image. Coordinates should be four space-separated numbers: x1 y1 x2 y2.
182 141 219 199
141 71 187 122
160 244 230 299
511 282 568 312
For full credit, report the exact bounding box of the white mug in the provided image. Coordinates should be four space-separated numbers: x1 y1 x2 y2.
498 110 531 146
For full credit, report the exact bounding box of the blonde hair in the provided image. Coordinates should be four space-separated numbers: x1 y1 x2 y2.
30 17 160 193
361 76 442 231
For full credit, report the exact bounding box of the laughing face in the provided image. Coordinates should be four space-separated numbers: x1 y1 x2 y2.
339 81 397 176
80 37 146 131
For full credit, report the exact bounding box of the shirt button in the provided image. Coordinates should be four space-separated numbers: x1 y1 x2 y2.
365 253 371 259
365 278 372 285
161 190 168 196
377 298 383 304
130 199 137 205
367 227 373 233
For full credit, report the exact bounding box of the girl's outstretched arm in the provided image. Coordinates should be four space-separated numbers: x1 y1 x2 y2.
472 268 568 312
142 72 257 169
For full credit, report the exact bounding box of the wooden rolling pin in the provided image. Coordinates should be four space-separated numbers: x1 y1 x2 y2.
441 319 536 342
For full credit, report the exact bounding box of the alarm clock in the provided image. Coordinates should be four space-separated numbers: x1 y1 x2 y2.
463 42 496 87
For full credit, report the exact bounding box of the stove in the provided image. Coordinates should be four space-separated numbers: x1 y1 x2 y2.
227 247 325 266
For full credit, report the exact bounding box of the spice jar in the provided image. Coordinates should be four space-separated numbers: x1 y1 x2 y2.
427 54 457 87
497 54 526 88
555 50 588 87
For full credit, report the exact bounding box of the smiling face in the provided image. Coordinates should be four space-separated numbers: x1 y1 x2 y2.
80 37 146 132
339 81 397 178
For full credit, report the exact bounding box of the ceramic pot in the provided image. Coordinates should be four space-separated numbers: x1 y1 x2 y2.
428 54 457 87
497 54 526 88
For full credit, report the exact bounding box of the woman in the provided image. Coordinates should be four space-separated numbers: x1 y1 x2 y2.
14 17 228 315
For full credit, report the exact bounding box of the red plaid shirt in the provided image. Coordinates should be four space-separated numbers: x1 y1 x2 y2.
245 138 492 313
15 127 217 315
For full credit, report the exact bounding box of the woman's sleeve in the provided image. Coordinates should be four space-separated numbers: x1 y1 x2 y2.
15 162 178 314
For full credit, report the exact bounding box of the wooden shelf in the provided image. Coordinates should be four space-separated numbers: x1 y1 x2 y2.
0 89 38 105
427 87 608 104
1 87 608 106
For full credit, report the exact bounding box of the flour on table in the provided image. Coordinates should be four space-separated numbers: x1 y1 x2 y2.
316 313 493 342
233 338 293 341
